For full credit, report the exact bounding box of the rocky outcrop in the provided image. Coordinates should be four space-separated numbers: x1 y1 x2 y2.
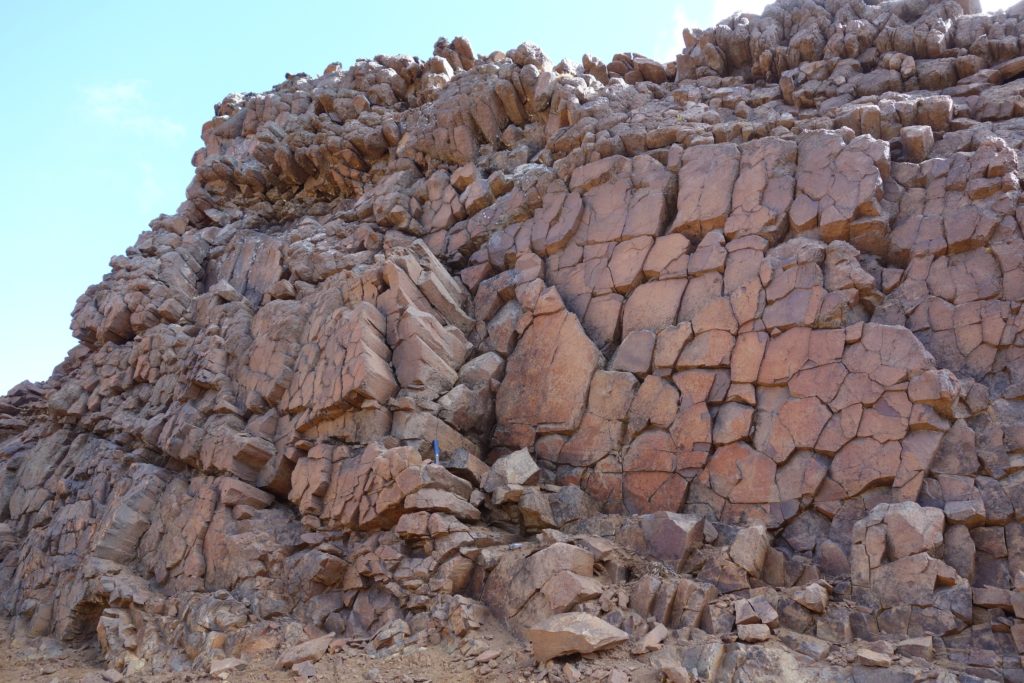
4 0 1024 680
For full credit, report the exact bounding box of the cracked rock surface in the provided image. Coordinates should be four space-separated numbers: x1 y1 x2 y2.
4 1 1024 680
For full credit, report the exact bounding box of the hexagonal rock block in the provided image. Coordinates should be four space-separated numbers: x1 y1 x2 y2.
670 143 741 239
482 448 540 492
483 542 595 621
900 125 934 163
868 553 961 609
725 137 797 244
639 511 704 570
829 438 901 498
495 306 600 438
621 279 688 337
701 442 780 504
729 524 770 577
621 430 690 514
525 612 628 662
881 502 945 559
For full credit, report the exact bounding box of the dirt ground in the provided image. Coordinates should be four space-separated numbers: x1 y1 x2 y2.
0 619 108 682
0 617 537 683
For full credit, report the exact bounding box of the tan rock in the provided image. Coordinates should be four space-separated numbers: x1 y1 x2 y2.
540 570 603 612
676 330 735 369
856 648 892 668
611 329 656 373
519 487 556 531
275 633 334 668
729 524 770 577
737 623 771 642
900 125 933 163
829 438 902 497
404 488 480 521
793 583 829 614
525 612 628 662
882 502 945 560
726 137 797 243
703 442 780 504
216 477 275 509
484 448 540 490
896 636 933 660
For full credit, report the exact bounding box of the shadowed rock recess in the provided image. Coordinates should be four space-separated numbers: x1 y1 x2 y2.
6 0 1024 680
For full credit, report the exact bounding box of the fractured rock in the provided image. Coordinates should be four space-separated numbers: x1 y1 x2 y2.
524 613 628 662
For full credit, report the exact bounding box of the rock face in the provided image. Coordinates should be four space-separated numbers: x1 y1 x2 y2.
4 1 1024 680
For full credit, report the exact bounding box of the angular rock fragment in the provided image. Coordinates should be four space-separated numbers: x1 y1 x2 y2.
524 613 627 662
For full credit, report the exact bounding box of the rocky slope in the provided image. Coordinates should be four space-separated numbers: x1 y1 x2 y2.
4 0 1024 680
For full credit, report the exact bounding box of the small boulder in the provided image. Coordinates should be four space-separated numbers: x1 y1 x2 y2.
900 125 933 162
729 525 769 577
216 477 275 508
793 582 829 614
883 502 944 559
525 612 628 662
444 448 490 487
541 571 603 612
484 448 540 492
276 632 334 669
519 488 556 531
633 622 669 654
856 648 892 667
209 657 246 675
896 636 933 660
737 623 771 642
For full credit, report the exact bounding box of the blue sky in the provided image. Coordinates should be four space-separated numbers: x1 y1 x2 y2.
0 1 1016 392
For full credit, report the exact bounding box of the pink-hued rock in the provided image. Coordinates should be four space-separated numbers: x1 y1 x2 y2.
496 306 600 437
8 3 1024 678
702 442 780 504
671 144 740 239
829 438 902 497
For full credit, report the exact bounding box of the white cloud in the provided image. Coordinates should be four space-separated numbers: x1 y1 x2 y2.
653 1 771 61
82 80 185 139
710 0 769 24
653 7 697 61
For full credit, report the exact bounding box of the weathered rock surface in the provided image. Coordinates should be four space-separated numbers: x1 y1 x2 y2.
524 612 627 662
4 1 1024 680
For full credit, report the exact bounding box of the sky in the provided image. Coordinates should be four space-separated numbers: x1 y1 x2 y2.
0 0 1018 393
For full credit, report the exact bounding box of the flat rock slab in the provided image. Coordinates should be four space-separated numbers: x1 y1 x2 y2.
524 612 628 662
275 632 334 668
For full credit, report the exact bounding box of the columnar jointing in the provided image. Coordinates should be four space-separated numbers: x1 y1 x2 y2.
2 2 1024 679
